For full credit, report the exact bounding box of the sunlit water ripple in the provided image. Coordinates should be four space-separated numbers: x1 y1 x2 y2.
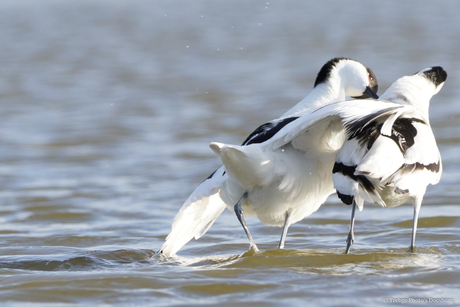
0 0 459 306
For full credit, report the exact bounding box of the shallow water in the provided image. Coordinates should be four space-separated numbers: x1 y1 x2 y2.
0 0 459 306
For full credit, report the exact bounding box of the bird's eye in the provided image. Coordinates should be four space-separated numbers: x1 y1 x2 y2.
369 74 373 81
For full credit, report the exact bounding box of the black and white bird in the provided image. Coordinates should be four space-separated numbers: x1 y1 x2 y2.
160 58 378 256
269 66 446 254
335 67 446 253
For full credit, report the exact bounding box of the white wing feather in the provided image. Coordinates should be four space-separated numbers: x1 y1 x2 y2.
160 167 227 256
266 100 404 151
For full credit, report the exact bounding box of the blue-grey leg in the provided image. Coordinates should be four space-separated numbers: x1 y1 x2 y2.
409 197 422 253
345 200 357 254
278 212 291 249
234 192 260 252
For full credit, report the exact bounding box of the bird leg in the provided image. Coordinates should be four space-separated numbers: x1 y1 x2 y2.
278 211 291 249
345 200 357 254
408 197 422 253
234 192 260 252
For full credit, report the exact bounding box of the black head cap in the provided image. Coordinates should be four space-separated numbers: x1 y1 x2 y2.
420 66 447 87
314 57 352 87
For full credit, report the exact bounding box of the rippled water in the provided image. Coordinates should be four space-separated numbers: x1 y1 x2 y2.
0 1 459 306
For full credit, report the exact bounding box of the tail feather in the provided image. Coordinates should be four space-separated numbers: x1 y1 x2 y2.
357 183 386 208
210 142 274 189
333 168 386 211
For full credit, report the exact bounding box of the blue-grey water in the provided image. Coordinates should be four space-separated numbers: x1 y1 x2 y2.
0 1 459 306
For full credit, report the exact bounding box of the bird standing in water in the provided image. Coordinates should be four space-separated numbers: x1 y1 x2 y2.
160 58 378 256
268 66 445 253
334 67 445 253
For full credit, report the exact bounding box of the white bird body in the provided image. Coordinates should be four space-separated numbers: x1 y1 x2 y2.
212 139 338 226
211 104 352 225
333 104 442 208
160 58 379 256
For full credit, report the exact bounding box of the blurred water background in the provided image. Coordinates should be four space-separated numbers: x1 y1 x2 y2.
0 0 459 306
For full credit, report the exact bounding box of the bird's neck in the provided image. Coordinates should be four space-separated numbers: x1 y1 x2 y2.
380 77 432 123
282 82 345 118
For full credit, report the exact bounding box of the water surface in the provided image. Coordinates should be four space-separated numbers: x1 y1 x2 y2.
0 1 459 306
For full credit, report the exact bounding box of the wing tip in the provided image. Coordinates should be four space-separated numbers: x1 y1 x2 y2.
209 142 224 155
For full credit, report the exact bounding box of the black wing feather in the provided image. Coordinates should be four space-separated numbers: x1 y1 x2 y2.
242 117 299 146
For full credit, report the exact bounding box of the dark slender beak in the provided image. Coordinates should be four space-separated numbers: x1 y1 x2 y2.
352 86 379 99
364 86 379 99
